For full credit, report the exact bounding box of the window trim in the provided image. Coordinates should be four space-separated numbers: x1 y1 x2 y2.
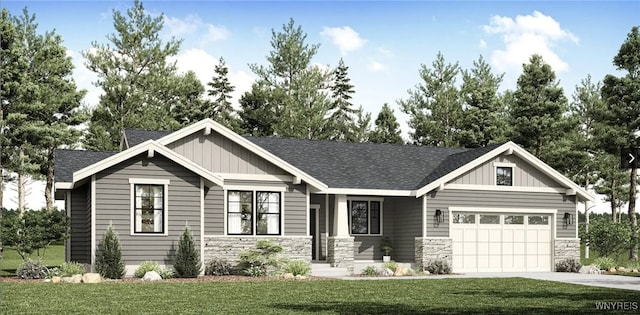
225 189 283 236
129 178 170 236
493 162 516 186
347 198 384 236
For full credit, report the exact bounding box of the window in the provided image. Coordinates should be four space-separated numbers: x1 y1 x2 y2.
528 215 549 225
228 190 281 235
505 215 524 224
348 200 382 235
453 213 475 224
133 184 165 234
496 167 513 186
479 215 500 224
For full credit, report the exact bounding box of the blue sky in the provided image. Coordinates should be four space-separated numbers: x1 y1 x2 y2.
2 1 638 138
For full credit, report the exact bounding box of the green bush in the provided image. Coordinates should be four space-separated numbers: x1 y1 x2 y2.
239 240 285 277
383 261 398 272
134 261 163 278
555 259 582 273
593 257 616 270
361 266 378 276
60 262 86 276
425 259 452 275
159 269 174 279
284 260 311 276
16 259 49 279
95 225 126 279
173 226 201 278
205 259 233 276
586 218 631 258
1 208 70 260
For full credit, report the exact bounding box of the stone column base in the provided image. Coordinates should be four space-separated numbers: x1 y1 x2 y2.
415 237 452 271
554 238 580 266
327 236 354 272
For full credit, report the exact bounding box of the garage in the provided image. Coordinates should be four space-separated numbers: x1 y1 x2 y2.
451 211 553 272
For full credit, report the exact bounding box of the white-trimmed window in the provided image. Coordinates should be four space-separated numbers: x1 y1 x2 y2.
227 190 281 235
348 199 382 235
129 178 169 235
496 166 513 186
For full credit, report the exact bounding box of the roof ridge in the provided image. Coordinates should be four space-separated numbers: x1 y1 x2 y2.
245 135 473 150
54 148 119 153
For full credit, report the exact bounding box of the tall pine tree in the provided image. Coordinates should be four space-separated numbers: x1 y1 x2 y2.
328 58 358 141
458 55 505 148
370 103 403 144
207 57 240 132
399 52 462 146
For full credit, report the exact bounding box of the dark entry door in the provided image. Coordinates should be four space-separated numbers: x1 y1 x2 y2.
310 208 316 260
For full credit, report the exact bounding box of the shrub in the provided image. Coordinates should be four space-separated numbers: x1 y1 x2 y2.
60 262 86 276
134 261 163 278
159 269 174 279
1 208 70 260
383 261 398 272
425 259 452 275
380 238 393 256
361 266 378 276
173 226 201 278
205 259 233 276
555 259 582 273
593 257 616 271
16 259 49 279
95 225 126 279
586 218 631 258
285 260 311 276
239 240 285 277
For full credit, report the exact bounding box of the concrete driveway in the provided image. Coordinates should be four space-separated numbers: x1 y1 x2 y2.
341 272 640 291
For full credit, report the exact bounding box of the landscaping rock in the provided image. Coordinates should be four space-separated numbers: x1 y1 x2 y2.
618 267 627 272
64 275 83 283
608 267 617 273
631 269 639 273
82 273 102 283
142 271 162 281
394 267 409 276
62 277 72 283
294 275 307 280
51 276 62 283
283 273 294 280
423 270 430 275
579 265 601 275
380 268 393 277
44 278 51 283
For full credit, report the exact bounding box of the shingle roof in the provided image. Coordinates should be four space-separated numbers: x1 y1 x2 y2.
246 137 497 190
54 149 118 182
124 128 171 147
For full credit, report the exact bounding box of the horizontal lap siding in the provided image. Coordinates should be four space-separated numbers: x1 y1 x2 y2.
354 236 384 260
95 154 201 265
285 184 307 236
167 131 287 175
388 197 422 262
426 190 576 238
204 186 224 235
70 185 90 263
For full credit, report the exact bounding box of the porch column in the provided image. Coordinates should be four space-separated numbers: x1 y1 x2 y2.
328 194 354 272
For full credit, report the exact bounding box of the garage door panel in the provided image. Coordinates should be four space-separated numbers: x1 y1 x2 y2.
489 243 501 254
538 243 550 254
478 242 489 254
503 229 514 240
478 255 489 268
514 255 526 269
527 242 537 255
538 255 551 268
489 229 501 241
478 230 489 242
502 243 513 255
463 229 476 242
463 242 476 255
514 230 525 242
538 230 551 241
514 243 525 255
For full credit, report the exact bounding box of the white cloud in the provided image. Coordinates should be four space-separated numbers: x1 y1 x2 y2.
163 15 199 37
67 49 102 108
483 11 578 73
479 39 487 49
377 47 394 58
367 61 385 72
205 24 231 42
163 15 230 44
320 26 367 55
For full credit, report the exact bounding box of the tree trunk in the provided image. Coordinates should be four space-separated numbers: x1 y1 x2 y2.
18 147 25 215
610 189 618 223
629 164 638 261
45 148 54 211
585 200 590 259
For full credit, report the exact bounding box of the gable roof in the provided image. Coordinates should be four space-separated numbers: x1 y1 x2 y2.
246 136 478 190
55 149 118 182
124 128 171 148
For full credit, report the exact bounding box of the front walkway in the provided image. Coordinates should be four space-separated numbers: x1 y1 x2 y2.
337 272 640 291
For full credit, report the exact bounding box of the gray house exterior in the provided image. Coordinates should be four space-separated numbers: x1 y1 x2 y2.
54 119 592 274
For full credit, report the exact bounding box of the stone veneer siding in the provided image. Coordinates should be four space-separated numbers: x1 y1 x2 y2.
554 238 580 267
327 236 354 272
415 237 453 270
203 236 312 268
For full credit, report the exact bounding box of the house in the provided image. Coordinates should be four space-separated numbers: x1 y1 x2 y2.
54 119 592 274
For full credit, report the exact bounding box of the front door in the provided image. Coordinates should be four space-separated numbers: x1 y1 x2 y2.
310 208 316 260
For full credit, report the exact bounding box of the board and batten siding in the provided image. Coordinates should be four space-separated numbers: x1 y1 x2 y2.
426 190 576 238
94 153 201 265
166 130 287 175
449 154 558 188
70 184 90 263
387 196 422 262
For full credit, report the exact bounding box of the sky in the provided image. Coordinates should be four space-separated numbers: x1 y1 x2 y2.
2 0 639 213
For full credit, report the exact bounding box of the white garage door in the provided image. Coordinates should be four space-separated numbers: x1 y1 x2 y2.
452 212 552 272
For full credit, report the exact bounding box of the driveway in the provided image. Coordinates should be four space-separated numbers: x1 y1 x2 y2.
341 272 640 291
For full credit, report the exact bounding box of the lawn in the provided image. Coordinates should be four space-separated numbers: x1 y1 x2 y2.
0 244 64 276
1 278 638 314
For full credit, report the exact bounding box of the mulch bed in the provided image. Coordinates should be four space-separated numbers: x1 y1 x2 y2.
0 275 333 283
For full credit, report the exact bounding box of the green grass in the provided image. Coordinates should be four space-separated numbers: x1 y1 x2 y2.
0 245 64 276
1 278 637 314
580 244 638 268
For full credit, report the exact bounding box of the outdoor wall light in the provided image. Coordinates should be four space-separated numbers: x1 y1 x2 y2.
435 209 444 223
563 212 574 225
